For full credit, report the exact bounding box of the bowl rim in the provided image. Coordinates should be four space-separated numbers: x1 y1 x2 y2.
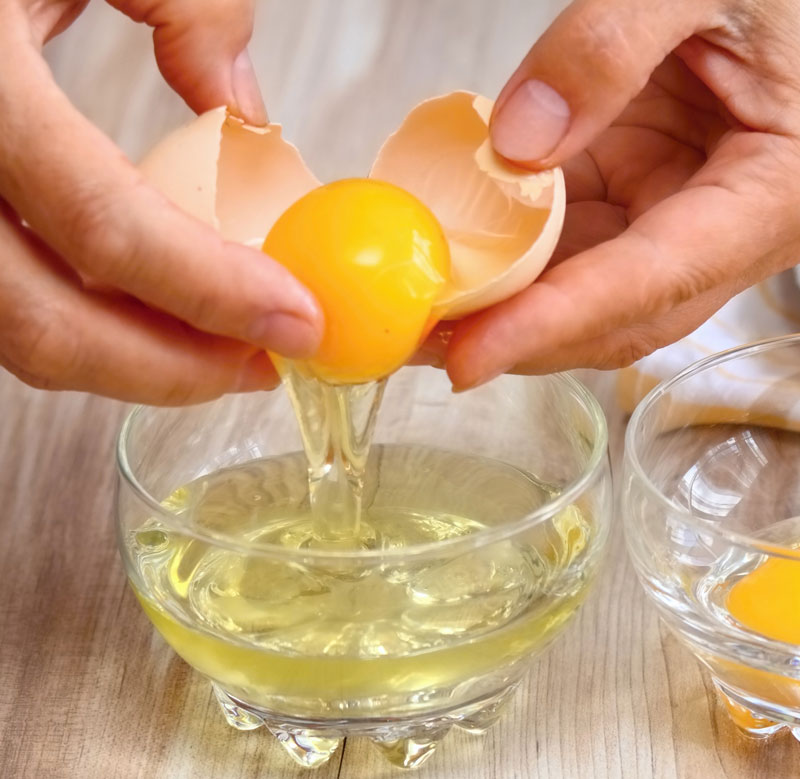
624 332 800 558
116 369 609 561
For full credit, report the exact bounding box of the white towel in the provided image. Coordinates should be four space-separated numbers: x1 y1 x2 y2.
617 269 800 429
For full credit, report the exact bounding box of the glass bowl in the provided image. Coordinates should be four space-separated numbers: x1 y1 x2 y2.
623 334 800 740
116 367 610 769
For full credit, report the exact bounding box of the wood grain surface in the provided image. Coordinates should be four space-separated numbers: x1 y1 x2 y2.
2 2 798 777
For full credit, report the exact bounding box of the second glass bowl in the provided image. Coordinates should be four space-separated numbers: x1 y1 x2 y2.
623 334 800 739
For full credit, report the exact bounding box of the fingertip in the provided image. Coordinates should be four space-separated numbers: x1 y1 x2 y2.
231 49 268 126
252 249 324 351
490 79 571 165
139 2 262 121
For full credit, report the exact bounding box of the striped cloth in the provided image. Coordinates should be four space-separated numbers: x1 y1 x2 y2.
617 269 800 429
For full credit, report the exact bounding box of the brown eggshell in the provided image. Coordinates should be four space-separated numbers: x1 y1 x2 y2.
138 107 226 230
138 108 320 245
140 96 565 323
370 91 566 318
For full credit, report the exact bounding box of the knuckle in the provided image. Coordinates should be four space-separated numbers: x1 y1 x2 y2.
187 285 228 330
63 186 143 285
628 231 713 316
1 302 78 387
608 330 659 369
204 0 254 28
663 259 718 309
6 365 60 392
139 0 252 29
161 378 203 406
62 182 234 332
570 11 637 84
169 0 253 43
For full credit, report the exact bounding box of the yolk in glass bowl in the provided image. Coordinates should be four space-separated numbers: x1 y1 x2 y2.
726 556 800 645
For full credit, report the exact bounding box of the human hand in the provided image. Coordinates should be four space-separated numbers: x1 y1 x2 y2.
0 0 322 404
437 0 800 390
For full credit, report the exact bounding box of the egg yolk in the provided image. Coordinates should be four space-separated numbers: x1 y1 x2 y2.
263 178 449 384
726 557 800 644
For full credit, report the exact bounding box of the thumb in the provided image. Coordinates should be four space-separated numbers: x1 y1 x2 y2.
108 0 267 125
490 0 714 167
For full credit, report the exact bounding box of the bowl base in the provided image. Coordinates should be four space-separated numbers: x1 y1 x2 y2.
211 682 519 769
713 679 800 742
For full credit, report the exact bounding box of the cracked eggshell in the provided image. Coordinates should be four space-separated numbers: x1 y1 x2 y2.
139 95 564 323
370 91 566 319
138 108 320 246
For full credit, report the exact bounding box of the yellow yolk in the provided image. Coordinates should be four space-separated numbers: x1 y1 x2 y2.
263 178 449 384
726 557 800 645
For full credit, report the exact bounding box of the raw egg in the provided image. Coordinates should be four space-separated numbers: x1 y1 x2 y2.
139 92 566 381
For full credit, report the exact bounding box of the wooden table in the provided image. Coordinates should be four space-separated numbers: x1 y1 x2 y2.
1 2 797 776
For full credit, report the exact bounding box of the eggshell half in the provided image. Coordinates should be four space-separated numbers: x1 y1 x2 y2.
139 108 320 245
370 91 566 319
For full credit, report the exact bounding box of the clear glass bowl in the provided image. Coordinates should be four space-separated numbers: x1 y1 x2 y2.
623 334 800 740
116 367 610 769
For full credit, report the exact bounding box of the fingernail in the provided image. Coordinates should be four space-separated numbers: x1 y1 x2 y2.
234 353 280 392
491 80 570 163
232 49 268 125
249 312 321 358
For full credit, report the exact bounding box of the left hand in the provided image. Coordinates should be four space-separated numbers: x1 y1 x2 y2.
0 1 322 404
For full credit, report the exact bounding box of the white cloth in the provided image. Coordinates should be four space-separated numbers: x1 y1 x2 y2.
617 270 800 428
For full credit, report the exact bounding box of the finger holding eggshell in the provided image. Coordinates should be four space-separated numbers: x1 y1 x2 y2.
441 0 800 389
107 0 267 125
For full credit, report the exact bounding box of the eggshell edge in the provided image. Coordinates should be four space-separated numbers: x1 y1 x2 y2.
215 115 321 245
138 107 226 230
436 166 566 319
138 108 321 246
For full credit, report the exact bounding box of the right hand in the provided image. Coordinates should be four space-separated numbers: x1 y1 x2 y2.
0 0 322 405
437 0 800 389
